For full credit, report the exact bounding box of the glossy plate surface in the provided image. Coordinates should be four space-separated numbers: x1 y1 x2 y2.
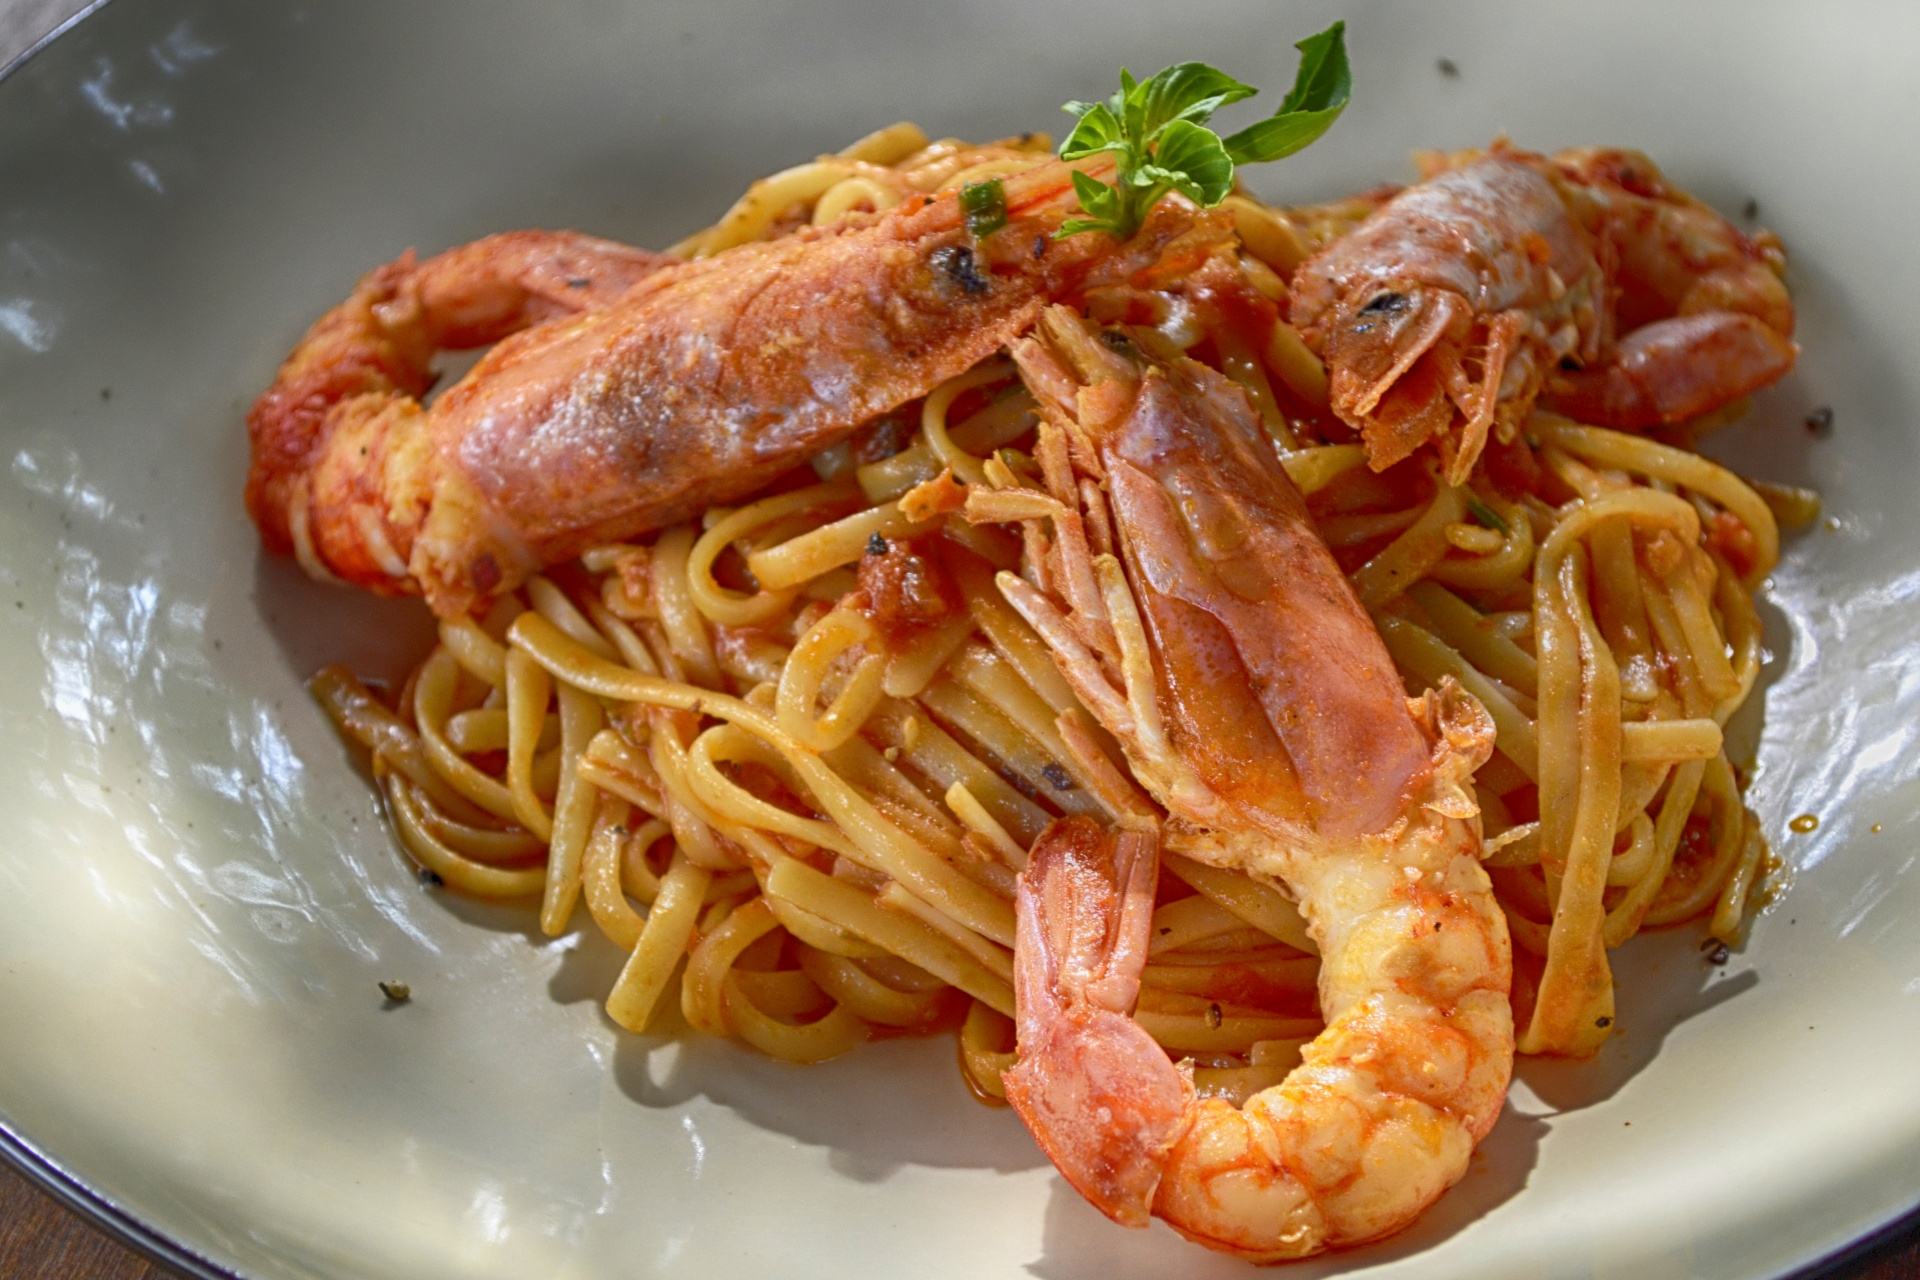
2 2 1917 1276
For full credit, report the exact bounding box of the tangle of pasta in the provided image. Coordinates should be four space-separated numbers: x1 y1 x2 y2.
313 122 1799 1087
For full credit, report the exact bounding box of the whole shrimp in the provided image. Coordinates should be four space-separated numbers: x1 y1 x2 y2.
978 307 1510 1259
1288 142 1795 481
246 161 1227 617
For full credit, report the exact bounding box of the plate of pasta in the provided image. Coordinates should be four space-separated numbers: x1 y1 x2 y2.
3 1 1919 1278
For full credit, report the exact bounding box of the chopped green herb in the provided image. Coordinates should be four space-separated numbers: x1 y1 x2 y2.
1465 496 1511 535
1056 22 1351 241
960 178 1008 238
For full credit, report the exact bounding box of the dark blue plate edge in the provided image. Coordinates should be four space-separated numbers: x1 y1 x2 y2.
1801 1201 1920 1279
0 1122 243 1280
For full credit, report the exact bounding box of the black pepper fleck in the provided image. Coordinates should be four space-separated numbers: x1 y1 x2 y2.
1804 405 1834 436
1595 1015 1613 1028
1705 942 1731 966
930 245 991 296
1742 198 1759 221
866 532 890 556
1040 762 1075 791
567 277 590 288
1436 57 1459 78
416 867 443 888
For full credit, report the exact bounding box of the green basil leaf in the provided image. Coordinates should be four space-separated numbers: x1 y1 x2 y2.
1277 20 1351 116
1055 28 1353 242
1138 119 1235 208
1059 102 1127 160
1131 62 1258 142
1069 169 1122 222
1055 216 1119 239
1221 21 1351 165
1221 107 1345 166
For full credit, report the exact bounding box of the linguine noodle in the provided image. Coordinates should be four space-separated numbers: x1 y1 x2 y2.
313 123 1784 1089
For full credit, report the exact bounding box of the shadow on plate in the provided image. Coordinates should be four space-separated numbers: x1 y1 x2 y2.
1520 938 1760 1114
608 996 1048 1177
251 552 438 691
1020 1091 1549 1279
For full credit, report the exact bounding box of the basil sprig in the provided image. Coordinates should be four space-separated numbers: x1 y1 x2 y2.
1056 21 1351 240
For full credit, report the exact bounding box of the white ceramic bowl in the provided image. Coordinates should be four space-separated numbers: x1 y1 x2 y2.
3 2 1918 1276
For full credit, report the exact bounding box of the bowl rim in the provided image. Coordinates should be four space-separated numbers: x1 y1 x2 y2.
0 4 1916 1279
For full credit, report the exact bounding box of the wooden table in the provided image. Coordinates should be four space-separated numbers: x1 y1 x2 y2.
1 1158 162 1279
1 1 1918 1276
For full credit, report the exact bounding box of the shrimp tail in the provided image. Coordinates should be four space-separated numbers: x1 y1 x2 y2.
245 230 674 595
1544 310 1799 429
1004 818 1188 1227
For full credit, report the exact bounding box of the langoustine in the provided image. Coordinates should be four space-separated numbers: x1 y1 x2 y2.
1288 142 1795 481
972 307 1509 1259
246 160 1228 617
